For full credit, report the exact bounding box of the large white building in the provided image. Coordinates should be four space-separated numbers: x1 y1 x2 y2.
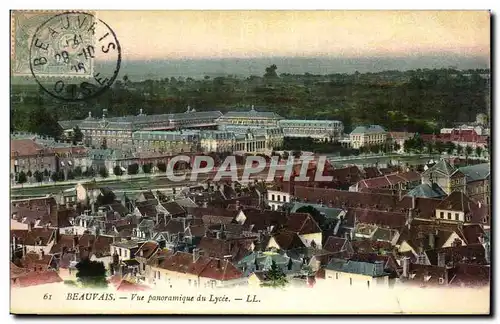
278 119 344 141
349 125 387 149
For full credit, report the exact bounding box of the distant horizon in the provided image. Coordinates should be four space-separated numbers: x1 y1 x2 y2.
11 54 490 84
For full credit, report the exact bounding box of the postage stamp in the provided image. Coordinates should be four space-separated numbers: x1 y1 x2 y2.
12 10 121 101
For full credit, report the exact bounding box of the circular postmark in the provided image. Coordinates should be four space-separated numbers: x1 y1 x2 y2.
29 11 121 101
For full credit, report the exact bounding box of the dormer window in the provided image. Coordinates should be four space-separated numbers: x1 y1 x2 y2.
466 215 471 222
438 277 445 285
482 217 488 224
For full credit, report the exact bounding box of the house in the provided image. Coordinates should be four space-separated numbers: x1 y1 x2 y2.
110 240 144 262
458 163 490 206
405 183 447 199
352 171 421 192
323 236 354 255
267 188 292 211
266 230 306 252
349 125 387 149
134 241 160 275
421 159 466 195
448 263 490 288
11 269 63 288
11 227 56 256
285 213 322 248
147 250 245 289
434 191 489 225
324 257 395 288
400 262 452 287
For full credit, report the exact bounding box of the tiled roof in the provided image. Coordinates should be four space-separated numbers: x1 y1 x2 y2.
325 258 388 277
425 244 487 266
405 263 451 287
286 213 321 235
242 209 289 232
11 228 55 246
323 236 348 253
220 107 283 120
116 280 151 291
436 191 477 213
197 237 253 263
345 208 406 228
405 183 447 199
11 270 62 288
363 167 383 179
135 241 160 260
423 159 457 177
449 263 490 287
294 186 442 219
271 230 306 250
10 139 47 157
350 125 386 135
161 201 186 217
457 163 490 183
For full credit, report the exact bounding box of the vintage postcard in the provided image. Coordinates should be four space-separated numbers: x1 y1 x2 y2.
10 10 491 315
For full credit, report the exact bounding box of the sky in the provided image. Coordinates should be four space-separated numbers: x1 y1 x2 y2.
96 10 491 61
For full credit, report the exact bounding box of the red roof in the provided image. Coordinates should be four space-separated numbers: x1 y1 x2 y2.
10 139 48 157
116 280 151 291
11 270 62 288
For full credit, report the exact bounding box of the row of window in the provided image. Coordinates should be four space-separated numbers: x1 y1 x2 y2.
270 193 289 203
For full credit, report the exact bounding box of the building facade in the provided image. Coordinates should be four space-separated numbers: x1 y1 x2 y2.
216 106 284 127
132 131 199 154
278 119 344 141
349 125 387 149
58 108 223 150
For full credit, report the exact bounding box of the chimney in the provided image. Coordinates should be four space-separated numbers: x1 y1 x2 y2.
23 246 27 258
40 250 45 260
193 248 200 263
202 201 208 208
344 231 350 241
216 231 221 239
181 218 186 231
402 257 410 278
73 235 79 248
411 195 416 210
217 259 222 269
28 222 34 232
437 252 445 267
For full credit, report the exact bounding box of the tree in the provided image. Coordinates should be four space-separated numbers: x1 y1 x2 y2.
72 126 84 145
26 170 32 178
33 170 43 183
66 170 75 180
264 64 278 78
157 162 167 173
99 167 109 178
465 145 473 157
261 260 288 288
43 169 49 177
75 258 108 288
456 145 463 156
142 163 152 174
113 165 123 176
292 150 301 159
296 205 325 229
17 171 27 184
128 163 139 175
446 142 455 155
475 146 483 158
